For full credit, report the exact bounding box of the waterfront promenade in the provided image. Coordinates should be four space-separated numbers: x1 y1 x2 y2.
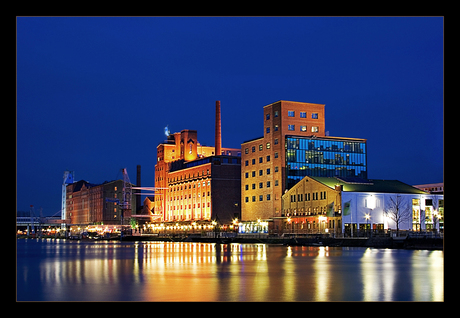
124 233 443 250
18 232 443 250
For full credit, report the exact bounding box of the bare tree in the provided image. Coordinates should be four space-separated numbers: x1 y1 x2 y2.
430 195 440 234
384 195 412 237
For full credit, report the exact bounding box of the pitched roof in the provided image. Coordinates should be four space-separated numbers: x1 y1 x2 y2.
310 176 428 194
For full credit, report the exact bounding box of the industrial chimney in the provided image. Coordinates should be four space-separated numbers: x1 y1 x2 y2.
215 100 222 156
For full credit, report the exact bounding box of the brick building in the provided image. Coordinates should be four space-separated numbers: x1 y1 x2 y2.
241 100 367 222
66 179 137 225
153 101 241 225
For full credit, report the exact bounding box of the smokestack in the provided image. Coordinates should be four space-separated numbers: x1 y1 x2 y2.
215 100 222 156
136 165 141 212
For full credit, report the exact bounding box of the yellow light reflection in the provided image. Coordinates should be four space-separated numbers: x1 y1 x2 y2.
313 246 330 301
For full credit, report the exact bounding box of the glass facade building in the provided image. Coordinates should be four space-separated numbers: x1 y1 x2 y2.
285 136 367 189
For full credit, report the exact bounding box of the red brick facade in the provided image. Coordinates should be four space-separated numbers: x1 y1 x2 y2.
66 179 135 225
241 100 326 221
154 129 241 224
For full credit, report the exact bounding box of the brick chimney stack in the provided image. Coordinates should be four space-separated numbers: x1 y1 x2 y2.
215 100 222 156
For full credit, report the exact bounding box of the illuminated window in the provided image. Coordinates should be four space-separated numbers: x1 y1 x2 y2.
259 144 263 151
266 142 271 149
245 148 249 154
311 126 319 132
301 125 307 132
274 125 278 131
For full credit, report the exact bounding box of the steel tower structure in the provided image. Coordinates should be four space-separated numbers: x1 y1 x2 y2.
61 171 74 229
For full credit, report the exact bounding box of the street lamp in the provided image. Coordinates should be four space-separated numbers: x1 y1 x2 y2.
365 213 371 237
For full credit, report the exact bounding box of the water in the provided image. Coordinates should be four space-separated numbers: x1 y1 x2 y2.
17 239 443 301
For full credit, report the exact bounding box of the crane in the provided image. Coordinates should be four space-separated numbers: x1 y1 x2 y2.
61 170 74 229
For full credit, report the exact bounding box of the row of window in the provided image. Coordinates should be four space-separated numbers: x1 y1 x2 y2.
170 181 210 192
287 125 319 133
265 125 319 134
245 194 271 202
244 143 271 154
290 191 327 202
288 111 318 119
266 125 319 133
169 202 211 210
171 191 210 200
286 137 366 154
266 111 319 120
244 168 274 178
245 155 271 166
287 150 366 166
245 180 276 190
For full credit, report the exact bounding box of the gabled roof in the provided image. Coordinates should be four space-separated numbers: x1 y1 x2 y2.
310 177 428 194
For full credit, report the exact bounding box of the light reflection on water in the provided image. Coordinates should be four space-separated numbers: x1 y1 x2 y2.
17 239 443 301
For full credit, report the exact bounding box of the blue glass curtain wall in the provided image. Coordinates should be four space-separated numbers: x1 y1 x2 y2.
285 137 367 189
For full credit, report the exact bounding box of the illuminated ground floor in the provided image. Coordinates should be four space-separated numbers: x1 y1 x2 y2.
133 219 240 235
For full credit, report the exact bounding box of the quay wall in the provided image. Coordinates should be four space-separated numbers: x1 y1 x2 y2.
120 234 443 250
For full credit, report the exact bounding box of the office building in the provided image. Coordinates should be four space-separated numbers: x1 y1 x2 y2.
241 100 367 222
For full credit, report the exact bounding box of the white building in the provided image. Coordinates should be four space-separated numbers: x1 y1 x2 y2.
281 176 444 236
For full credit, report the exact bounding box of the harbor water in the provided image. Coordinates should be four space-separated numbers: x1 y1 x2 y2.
17 239 443 301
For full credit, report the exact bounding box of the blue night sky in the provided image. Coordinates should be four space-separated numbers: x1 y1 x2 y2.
17 17 443 216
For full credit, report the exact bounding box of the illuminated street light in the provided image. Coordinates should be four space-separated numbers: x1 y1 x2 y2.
365 213 371 237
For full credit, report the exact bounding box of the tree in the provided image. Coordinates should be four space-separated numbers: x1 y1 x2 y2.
430 195 440 234
383 195 412 237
